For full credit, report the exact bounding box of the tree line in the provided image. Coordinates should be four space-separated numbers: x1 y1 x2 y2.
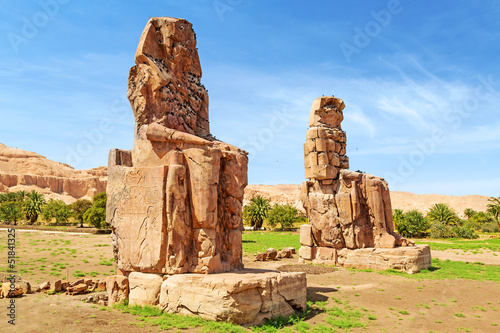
394 197 500 239
243 195 305 230
0 190 108 229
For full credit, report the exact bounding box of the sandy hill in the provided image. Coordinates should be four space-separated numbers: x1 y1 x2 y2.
0 143 491 214
0 143 107 203
244 185 491 217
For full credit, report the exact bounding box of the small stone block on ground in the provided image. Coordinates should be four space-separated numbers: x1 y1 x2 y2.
313 247 337 265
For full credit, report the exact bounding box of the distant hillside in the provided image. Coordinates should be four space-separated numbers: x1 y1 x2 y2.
0 143 107 203
0 143 491 214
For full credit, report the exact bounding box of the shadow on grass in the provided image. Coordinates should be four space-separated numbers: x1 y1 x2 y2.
242 240 256 243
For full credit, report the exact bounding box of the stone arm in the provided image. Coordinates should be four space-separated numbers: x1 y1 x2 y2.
146 123 213 146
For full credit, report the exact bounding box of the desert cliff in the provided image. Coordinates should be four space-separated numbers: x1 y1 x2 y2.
0 143 107 203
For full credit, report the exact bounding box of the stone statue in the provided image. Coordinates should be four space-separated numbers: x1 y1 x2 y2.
301 96 412 251
106 17 248 275
105 18 308 326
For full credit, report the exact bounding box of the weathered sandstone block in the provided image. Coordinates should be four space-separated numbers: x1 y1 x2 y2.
298 246 315 260
266 248 278 260
337 245 431 274
106 275 129 306
158 271 307 326
299 224 313 246
129 272 163 306
1 282 24 298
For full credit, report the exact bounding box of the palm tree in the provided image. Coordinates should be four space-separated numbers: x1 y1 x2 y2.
427 203 459 226
23 190 46 224
487 197 500 232
246 195 271 230
463 208 476 220
392 209 405 233
16 190 27 202
6 192 18 202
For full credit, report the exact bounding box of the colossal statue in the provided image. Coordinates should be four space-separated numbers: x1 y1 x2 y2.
106 17 248 275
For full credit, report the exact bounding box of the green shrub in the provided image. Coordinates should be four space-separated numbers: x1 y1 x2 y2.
0 201 23 225
430 222 478 239
266 204 300 229
42 199 72 224
83 192 107 229
394 210 430 238
481 222 499 233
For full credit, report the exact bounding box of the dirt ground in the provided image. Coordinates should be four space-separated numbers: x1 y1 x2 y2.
1 230 499 333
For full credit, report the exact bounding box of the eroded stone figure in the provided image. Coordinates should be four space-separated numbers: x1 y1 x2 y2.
106 17 248 275
301 96 412 251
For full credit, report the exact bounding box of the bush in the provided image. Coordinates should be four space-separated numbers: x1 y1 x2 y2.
83 192 107 229
72 199 92 227
430 221 478 239
0 202 23 225
42 199 72 224
394 210 430 238
266 204 300 229
481 222 500 233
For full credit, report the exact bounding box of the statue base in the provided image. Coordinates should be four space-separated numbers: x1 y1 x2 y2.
108 270 307 327
298 245 431 274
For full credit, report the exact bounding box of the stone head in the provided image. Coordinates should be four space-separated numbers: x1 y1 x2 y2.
309 96 345 129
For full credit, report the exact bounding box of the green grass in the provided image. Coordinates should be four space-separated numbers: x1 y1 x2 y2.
415 238 500 252
379 258 500 282
99 258 115 266
323 306 366 329
113 303 247 332
112 300 377 333
242 231 300 254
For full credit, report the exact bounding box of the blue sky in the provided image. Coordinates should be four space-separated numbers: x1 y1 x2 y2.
1 0 499 196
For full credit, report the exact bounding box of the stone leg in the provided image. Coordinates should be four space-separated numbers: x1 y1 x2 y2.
165 163 190 273
366 176 396 248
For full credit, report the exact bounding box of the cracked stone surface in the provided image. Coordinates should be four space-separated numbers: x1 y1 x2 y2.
158 271 307 326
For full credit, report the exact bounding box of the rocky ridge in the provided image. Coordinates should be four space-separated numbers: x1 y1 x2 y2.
0 143 106 203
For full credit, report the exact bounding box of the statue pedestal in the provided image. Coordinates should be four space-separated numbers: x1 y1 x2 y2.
299 245 431 274
109 270 307 326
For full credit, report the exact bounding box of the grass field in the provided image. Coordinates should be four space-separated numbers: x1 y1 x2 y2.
2 229 500 332
379 258 500 282
415 237 500 252
242 231 300 254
